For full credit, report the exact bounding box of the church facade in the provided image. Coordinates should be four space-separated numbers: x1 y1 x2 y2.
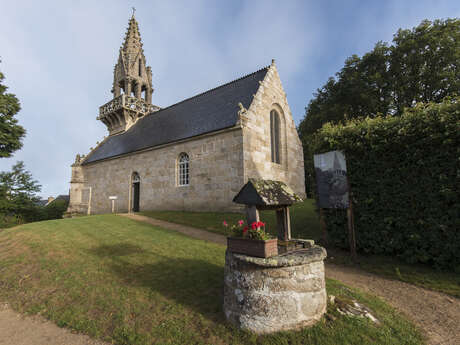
67 15 305 215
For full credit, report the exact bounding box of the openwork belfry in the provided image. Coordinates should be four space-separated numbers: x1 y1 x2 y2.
66 13 306 216
98 14 160 135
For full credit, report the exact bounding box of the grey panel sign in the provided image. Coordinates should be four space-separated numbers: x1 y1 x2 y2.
313 151 349 209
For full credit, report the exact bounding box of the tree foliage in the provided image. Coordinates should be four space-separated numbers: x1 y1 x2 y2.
299 18 460 195
299 18 459 136
0 66 26 158
309 97 459 269
0 161 41 223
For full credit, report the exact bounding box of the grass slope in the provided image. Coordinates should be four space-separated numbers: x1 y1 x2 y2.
141 200 460 298
0 215 423 345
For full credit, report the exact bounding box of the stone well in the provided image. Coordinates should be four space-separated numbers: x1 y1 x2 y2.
223 245 327 334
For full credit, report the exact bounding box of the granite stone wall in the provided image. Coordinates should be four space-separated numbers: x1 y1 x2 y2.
223 247 327 334
67 63 306 214
242 63 306 199
72 128 245 214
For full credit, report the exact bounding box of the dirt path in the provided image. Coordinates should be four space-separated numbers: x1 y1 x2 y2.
120 213 227 245
124 213 460 345
326 264 460 345
0 303 109 345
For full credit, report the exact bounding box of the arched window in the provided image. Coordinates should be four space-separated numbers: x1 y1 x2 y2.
270 110 281 164
131 172 140 212
178 153 190 186
132 172 140 183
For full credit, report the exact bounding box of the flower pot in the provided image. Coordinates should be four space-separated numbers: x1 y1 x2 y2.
227 237 278 258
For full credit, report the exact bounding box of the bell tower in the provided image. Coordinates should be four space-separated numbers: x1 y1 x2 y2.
98 12 160 135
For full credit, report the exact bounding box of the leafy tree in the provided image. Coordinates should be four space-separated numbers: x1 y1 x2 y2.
0 65 26 158
299 18 460 195
0 161 41 223
300 18 459 136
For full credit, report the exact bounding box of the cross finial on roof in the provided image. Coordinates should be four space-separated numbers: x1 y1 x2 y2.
132 7 136 17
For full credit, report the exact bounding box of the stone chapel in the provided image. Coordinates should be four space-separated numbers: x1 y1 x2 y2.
66 14 305 215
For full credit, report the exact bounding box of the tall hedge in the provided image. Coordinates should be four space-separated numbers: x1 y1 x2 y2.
309 97 459 269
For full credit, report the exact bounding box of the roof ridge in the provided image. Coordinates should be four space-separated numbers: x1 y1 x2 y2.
151 65 270 114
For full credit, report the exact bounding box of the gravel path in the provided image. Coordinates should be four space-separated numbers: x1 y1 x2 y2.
121 213 227 245
123 213 460 345
0 303 109 345
326 264 460 345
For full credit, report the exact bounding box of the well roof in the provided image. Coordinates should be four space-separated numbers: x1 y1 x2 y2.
233 178 302 207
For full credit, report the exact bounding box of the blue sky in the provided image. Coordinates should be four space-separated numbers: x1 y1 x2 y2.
0 0 459 198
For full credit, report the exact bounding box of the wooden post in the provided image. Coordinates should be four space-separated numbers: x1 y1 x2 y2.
276 209 285 240
276 207 291 241
346 181 357 261
246 205 260 225
319 208 328 246
284 207 291 240
87 186 92 215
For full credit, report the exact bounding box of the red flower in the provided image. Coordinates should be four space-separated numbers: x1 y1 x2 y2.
243 226 248 233
251 222 257 230
223 220 228 227
238 220 244 226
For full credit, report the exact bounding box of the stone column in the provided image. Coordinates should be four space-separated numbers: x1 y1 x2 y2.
66 163 86 216
125 79 132 96
146 87 152 104
135 82 142 99
113 84 121 97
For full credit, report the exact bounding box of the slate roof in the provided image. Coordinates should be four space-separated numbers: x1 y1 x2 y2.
233 179 302 207
36 199 48 207
83 66 269 164
54 195 70 203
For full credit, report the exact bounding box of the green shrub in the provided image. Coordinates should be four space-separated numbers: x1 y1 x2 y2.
44 199 68 220
0 213 23 228
309 97 459 269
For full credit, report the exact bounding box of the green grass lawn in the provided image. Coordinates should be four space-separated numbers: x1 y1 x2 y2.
0 215 423 345
141 199 323 240
141 200 460 298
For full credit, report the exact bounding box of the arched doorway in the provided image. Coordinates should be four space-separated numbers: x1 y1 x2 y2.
132 172 140 212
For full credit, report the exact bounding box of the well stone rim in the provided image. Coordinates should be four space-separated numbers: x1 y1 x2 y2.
232 245 327 268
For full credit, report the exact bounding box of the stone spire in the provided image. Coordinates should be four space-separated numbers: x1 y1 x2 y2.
112 13 153 102
98 13 159 136
121 15 142 64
